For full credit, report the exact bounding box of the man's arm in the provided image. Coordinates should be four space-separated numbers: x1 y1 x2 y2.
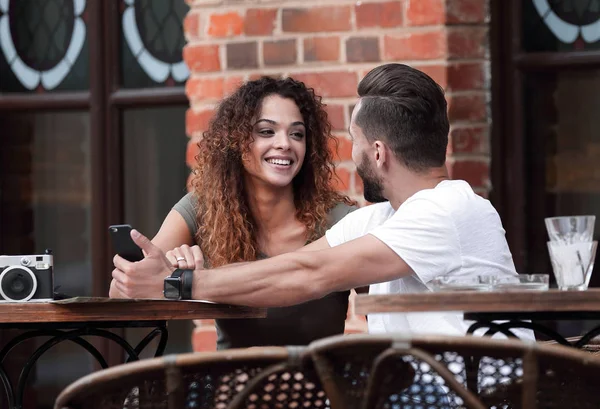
110 229 410 304
193 234 411 307
298 236 330 252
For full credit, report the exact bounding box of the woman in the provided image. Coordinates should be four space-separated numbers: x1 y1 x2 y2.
152 76 356 349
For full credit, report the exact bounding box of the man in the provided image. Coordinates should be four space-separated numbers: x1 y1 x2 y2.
110 63 517 336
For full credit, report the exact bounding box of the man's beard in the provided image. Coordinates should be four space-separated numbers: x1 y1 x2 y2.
356 152 387 203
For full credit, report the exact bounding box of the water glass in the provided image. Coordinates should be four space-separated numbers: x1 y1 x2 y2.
547 240 597 290
545 215 595 244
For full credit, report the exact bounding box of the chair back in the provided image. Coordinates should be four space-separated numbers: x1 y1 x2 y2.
309 333 600 409
55 347 292 409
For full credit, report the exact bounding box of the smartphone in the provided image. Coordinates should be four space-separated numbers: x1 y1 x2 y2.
109 224 144 262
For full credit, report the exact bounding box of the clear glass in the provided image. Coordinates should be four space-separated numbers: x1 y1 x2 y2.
545 215 596 244
548 240 598 290
492 274 550 291
430 274 550 292
429 276 494 292
122 106 193 356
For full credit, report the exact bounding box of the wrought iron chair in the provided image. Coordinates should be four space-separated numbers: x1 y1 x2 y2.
54 346 327 409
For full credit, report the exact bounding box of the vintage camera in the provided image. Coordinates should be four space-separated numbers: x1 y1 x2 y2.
0 250 54 302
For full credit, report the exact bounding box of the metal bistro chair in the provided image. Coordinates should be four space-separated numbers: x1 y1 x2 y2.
308 333 600 409
54 346 329 409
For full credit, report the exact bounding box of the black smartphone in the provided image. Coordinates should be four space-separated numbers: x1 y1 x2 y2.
109 224 144 262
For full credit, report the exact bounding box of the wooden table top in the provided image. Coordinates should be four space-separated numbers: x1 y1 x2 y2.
355 289 600 315
0 297 267 324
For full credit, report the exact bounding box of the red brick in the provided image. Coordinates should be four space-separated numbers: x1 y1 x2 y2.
282 6 352 33
304 37 340 62
245 8 277 36
325 104 346 131
332 167 351 191
346 37 380 63
414 64 447 89
447 160 489 188
227 42 258 69
208 11 244 37
384 30 446 60
186 108 215 136
186 138 201 167
405 0 445 26
192 327 217 352
264 39 297 66
183 44 221 72
183 11 201 40
224 76 244 96
449 126 488 154
448 27 487 59
249 73 284 82
185 77 223 102
355 1 403 28
446 0 486 24
447 94 486 122
328 134 353 161
293 71 357 98
447 62 485 91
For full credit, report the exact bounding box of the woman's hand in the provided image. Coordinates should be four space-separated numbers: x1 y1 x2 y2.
165 244 205 270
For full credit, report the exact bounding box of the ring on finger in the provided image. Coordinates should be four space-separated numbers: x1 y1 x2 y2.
176 257 185 262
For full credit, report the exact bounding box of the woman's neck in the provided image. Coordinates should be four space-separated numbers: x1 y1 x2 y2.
245 179 297 232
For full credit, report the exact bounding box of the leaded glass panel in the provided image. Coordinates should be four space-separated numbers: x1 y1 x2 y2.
0 0 89 92
121 0 189 88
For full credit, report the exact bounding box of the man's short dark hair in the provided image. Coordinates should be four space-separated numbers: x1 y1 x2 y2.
356 63 449 172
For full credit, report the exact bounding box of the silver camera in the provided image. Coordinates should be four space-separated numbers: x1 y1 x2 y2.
0 251 54 302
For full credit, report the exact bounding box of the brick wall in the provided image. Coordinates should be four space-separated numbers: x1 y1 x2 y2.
184 0 490 351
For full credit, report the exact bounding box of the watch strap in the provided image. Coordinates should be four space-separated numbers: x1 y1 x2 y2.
181 269 193 300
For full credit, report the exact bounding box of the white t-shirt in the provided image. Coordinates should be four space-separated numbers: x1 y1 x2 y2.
325 179 522 337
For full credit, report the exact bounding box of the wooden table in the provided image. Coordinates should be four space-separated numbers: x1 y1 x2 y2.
355 289 600 347
0 297 266 409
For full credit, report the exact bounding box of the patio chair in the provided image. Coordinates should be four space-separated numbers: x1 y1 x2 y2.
308 333 600 409
54 346 327 409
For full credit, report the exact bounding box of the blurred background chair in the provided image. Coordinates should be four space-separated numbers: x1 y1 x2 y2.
54 346 327 409
309 333 600 409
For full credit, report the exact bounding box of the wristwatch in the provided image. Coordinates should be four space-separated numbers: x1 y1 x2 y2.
163 269 193 300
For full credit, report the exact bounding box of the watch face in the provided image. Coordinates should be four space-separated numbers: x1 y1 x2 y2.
163 277 181 299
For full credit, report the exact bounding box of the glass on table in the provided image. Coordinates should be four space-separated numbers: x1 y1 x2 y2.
429 276 494 292
545 215 595 244
492 274 549 291
547 240 597 291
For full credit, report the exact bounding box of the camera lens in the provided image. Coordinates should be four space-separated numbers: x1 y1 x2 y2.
0 266 37 302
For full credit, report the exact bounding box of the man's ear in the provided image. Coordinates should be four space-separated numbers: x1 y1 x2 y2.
373 140 388 169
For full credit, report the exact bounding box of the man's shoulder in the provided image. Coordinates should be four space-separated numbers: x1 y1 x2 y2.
405 180 489 214
352 202 396 222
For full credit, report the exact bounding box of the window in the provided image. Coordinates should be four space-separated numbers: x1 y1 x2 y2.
0 1 191 406
492 0 600 338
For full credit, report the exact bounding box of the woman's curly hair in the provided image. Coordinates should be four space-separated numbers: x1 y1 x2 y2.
192 76 354 267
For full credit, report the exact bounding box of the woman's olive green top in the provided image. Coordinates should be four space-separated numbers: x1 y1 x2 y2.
173 193 356 350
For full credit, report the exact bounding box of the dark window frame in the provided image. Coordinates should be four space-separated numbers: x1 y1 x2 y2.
0 1 188 367
491 0 600 274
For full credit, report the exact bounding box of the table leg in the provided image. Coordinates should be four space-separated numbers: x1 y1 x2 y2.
0 323 167 409
467 320 572 346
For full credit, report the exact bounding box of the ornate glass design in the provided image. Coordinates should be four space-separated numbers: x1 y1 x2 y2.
121 0 189 87
0 0 88 91
530 0 600 48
